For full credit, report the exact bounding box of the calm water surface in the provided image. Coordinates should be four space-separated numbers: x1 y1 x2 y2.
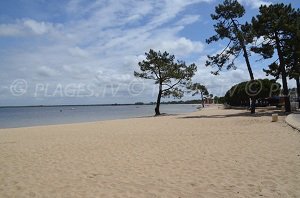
0 104 198 129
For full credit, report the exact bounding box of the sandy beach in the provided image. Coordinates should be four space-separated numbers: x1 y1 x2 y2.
0 106 300 197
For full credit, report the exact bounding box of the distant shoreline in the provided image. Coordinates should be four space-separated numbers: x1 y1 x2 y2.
0 103 148 108
0 104 199 129
0 103 200 108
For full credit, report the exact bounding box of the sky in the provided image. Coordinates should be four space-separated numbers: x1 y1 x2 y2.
0 0 299 106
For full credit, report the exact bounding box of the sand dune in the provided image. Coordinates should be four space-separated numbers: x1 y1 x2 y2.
0 106 300 197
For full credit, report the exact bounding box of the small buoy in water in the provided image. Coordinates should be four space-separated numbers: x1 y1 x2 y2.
272 114 278 122
60 109 62 112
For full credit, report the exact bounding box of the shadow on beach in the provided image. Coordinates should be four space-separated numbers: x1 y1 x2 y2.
178 108 288 119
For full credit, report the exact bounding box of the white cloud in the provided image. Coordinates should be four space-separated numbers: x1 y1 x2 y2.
191 52 287 97
0 23 24 36
62 64 92 80
147 0 210 28
68 47 89 58
238 0 272 9
23 19 49 35
0 0 220 105
158 37 204 56
95 70 133 84
37 66 60 77
191 56 249 96
176 15 201 26
0 19 61 37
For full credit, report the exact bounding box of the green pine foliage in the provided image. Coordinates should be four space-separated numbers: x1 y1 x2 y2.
224 79 281 106
134 49 197 115
251 3 299 112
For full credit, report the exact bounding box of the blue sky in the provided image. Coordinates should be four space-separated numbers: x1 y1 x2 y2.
0 0 299 106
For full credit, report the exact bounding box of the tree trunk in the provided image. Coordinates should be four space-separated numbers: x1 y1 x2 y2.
240 41 255 81
293 44 300 109
231 19 255 114
201 92 204 108
296 76 300 109
155 84 162 115
241 39 256 114
275 32 291 112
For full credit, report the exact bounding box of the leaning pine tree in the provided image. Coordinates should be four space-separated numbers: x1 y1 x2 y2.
134 49 197 115
205 0 256 113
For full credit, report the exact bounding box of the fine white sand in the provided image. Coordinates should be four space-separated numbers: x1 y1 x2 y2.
0 106 300 197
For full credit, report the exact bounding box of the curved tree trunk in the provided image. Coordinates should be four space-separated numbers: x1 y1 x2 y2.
241 43 256 114
155 84 162 115
232 19 256 114
201 92 204 108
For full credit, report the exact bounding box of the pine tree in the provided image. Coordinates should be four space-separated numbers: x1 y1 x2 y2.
188 83 209 108
134 49 197 115
251 3 297 112
206 0 256 113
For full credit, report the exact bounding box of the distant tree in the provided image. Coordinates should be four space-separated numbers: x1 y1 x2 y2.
188 83 209 107
206 0 256 113
251 3 297 112
214 96 219 103
209 94 214 104
218 96 226 104
224 79 281 106
134 49 197 115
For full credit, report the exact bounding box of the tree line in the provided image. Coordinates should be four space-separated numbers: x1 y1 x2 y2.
206 0 299 113
224 79 281 107
134 0 299 115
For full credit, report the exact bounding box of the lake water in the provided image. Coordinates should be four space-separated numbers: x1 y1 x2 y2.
0 104 199 129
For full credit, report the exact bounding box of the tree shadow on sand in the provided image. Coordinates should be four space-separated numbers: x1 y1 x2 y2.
178 109 289 119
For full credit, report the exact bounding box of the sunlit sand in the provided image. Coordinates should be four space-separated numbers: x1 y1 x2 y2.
0 106 299 197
